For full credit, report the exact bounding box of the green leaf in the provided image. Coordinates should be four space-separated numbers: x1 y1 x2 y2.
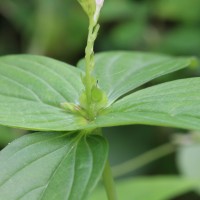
90 176 197 200
78 51 194 105
91 78 200 130
0 52 196 131
0 55 87 131
0 132 108 200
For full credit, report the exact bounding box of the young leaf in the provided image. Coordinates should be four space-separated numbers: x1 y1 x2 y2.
78 51 195 105
90 176 197 200
0 55 86 131
0 132 108 200
91 78 200 130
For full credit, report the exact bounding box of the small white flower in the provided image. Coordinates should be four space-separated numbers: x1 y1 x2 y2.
94 0 104 23
96 0 104 6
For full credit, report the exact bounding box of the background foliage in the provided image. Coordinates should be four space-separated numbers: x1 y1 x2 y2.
0 0 200 199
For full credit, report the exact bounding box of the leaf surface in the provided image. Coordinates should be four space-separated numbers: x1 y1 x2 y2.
91 78 200 130
78 51 194 105
0 55 86 131
90 176 197 200
0 53 196 131
0 132 108 200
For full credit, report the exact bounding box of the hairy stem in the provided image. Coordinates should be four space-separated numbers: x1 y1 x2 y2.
102 160 118 200
113 142 175 178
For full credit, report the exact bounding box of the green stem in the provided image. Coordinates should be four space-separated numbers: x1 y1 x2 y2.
112 142 175 178
102 160 118 200
85 23 94 109
84 19 100 120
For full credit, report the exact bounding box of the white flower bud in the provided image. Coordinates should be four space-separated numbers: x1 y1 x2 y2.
94 0 104 23
96 0 104 6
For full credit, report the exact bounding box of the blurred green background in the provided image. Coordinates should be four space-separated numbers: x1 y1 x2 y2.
1 0 200 199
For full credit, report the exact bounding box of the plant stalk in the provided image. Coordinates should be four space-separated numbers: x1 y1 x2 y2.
85 22 94 110
84 19 100 120
102 160 118 200
112 142 175 178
